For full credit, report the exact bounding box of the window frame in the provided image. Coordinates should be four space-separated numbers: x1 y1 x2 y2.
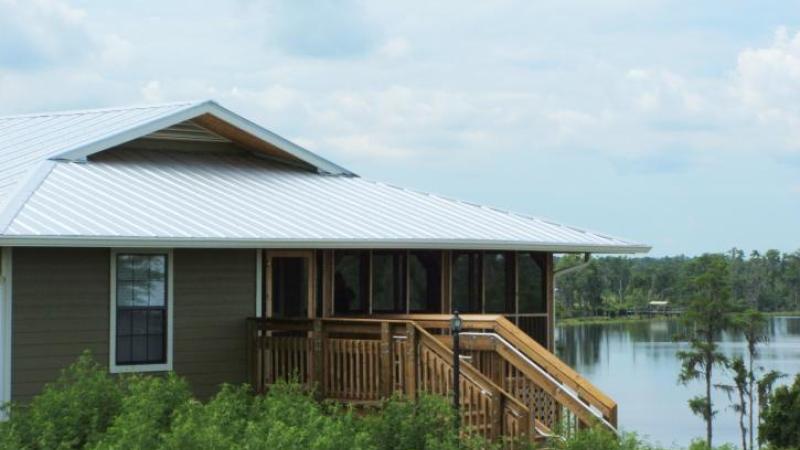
109 248 174 373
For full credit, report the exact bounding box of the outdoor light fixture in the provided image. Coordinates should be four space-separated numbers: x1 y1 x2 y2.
450 311 463 333
451 310 462 429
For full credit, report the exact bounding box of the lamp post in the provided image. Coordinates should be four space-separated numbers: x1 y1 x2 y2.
451 310 463 430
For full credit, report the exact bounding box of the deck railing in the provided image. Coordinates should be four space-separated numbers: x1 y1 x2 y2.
247 317 534 443
247 314 617 442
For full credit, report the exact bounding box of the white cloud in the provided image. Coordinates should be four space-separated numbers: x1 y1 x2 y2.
732 27 800 153
140 80 162 103
0 0 92 69
378 37 411 59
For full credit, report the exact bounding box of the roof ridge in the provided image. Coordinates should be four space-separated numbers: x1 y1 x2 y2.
358 177 641 246
0 100 205 121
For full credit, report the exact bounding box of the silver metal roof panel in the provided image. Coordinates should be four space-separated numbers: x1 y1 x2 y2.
0 149 649 253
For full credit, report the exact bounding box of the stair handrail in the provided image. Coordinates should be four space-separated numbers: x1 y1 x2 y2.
373 314 618 427
462 331 617 433
491 316 617 425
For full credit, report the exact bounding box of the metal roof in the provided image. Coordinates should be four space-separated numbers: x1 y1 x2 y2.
0 101 649 253
0 148 648 252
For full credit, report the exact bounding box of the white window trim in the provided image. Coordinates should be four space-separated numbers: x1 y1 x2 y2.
1 248 12 414
109 248 174 373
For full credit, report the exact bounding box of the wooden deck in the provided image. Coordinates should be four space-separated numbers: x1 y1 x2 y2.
247 314 617 444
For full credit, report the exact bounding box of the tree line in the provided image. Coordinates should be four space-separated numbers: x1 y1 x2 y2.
555 249 800 316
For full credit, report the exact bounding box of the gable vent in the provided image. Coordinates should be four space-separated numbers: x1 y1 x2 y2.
145 120 231 143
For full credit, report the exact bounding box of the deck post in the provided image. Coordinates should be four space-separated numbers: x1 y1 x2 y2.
609 404 618 428
312 319 324 398
490 391 503 441
380 322 392 398
404 323 417 399
246 319 256 391
519 407 531 442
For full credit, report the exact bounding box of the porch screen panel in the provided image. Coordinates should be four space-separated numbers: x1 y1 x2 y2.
116 254 167 365
409 251 441 312
372 251 406 313
518 253 546 313
483 252 514 313
334 251 369 314
452 252 481 313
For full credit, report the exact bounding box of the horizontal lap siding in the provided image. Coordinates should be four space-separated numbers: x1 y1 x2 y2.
173 249 255 399
12 248 110 402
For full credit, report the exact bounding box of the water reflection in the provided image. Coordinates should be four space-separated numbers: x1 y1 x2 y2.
555 316 800 447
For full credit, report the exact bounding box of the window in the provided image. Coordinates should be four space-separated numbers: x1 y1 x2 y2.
111 250 173 372
409 251 441 312
334 251 369 314
372 251 406 312
484 252 514 313
452 252 481 313
518 253 546 314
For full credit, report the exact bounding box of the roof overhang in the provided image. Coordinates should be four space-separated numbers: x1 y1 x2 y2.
0 236 651 253
50 100 354 176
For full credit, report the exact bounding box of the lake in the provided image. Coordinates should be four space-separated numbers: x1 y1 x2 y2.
555 316 800 448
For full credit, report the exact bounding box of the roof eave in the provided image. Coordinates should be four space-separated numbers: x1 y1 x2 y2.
0 236 651 254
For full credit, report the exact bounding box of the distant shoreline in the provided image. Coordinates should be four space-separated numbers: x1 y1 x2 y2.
557 311 800 326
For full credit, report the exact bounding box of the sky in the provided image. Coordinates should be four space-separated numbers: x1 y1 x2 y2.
1 0 799 256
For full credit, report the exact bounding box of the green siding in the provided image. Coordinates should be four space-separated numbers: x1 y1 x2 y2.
173 249 255 398
11 247 256 402
12 248 110 402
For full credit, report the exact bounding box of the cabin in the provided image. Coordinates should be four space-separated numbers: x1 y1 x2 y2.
0 101 649 442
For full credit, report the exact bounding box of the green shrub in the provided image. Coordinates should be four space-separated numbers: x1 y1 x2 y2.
1 351 123 450
240 382 370 450
548 428 740 450
0 351 759 450
362 393 478 450
684 439 737 450
550 427 656 450
92 373 192 450
160 384 257 449
759 374 800 449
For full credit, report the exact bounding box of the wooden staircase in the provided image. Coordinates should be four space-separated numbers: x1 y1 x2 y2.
247 315 617 444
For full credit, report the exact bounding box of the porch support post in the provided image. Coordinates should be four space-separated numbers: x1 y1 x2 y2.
312 319 325 398
546 253 555 351
380 322 392 398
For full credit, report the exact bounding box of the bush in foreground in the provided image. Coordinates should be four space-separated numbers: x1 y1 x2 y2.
0 352 490 450
0 351 760 450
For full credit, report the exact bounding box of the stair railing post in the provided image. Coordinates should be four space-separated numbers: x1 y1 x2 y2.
404 323 417 399
490 389 503 441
